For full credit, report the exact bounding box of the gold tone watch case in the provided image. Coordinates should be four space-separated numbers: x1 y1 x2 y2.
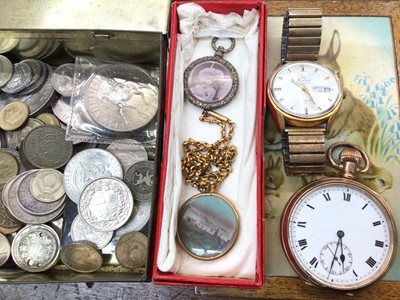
280 177 398 292
267 60 344 133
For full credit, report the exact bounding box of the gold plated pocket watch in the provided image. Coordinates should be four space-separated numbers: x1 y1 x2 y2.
281 142 397 292
184 37 239 110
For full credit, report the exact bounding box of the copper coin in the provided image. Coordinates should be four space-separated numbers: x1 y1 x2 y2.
60 241 103 273
115 231 147 269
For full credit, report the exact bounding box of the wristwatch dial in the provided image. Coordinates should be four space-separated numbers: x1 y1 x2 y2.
281 178 397 291
269 61 342 121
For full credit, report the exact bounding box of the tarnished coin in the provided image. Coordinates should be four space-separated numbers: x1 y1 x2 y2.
51 95 71 124
0 101 29 130
0 55 12 87
1 62 32 94
14 59 48 96
36 112 60 126
15 64 56 115
22 125 73 169
71 215 113 249
11 224 60 272
0 38 19 54
17 170 65 216
125 160 154 201
0 224 21 235
60 241 102 273
106 139 148 174
13 118 44 148
63 148 123 203
0 151 18 185
0 188 22 228
0 233 10 267
1 148 26 174
5 171 65 224
115 231 147 269
51 63 75 97
30 169 65 203
78 177 133 232
84 64 158 132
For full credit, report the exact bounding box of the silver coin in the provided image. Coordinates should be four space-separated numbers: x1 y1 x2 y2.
114 200 151 237
125 160 154 201
13 118 44 148
0 55 12 87
15 59 48 96
5 171 65 224
11 224 60 272
51 95 71 125
63 148 123 203
0 38 19 54
71 215 113 249
0 233 10 267
51 63 75 97
15 64 55 115
106 139 148 174
84 64 158 132
78 177 133 232
1 62 32 94
0 148 25 174
22 125 73 169
17 169 65 216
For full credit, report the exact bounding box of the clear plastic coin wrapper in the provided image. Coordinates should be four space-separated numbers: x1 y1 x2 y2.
66 56 160 151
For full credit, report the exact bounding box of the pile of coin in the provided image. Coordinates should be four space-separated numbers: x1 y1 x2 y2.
0 52 158 274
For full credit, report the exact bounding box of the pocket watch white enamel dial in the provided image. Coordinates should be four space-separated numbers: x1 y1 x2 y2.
268 61 343 125
281 142 397 292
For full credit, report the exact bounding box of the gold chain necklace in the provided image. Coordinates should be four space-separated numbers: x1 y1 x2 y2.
177 110 240 260
181 110 237 193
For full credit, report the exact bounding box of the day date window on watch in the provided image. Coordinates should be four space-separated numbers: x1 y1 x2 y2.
312 86 333 92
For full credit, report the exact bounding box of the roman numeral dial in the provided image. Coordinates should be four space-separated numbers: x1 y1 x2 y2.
282 180 396 291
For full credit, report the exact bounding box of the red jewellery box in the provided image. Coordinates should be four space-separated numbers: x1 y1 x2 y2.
153 1 266 288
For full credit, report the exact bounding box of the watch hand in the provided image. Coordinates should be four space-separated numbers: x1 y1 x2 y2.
327 238 341 279
290 79 318 108
339 231 345 273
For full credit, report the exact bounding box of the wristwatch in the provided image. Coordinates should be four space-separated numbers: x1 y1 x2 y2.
280 142 397 292
267 9 344 176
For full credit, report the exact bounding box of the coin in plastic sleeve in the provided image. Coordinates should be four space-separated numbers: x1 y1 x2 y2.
84 63 159 132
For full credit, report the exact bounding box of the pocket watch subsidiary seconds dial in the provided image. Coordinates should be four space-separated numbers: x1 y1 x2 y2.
281 142 397 292
268 61 342 123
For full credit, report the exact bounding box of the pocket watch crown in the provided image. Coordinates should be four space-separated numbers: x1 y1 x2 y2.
339 147 363 179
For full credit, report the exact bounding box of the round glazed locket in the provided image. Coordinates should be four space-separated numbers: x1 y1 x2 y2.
281 142 397 292
184 37 239 110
